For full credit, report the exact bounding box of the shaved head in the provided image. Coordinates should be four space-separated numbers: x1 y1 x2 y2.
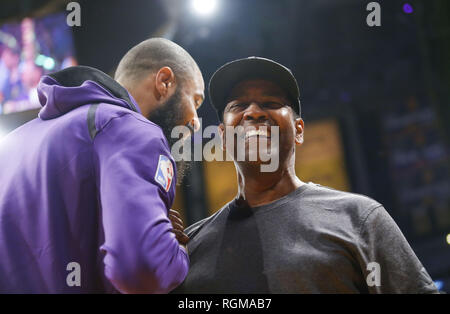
115 37 199 87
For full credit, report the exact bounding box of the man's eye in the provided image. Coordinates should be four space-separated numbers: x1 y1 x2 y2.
230 103 247 110
263 102 283 108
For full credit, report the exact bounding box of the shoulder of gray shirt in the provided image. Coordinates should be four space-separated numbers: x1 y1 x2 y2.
185 182 385 238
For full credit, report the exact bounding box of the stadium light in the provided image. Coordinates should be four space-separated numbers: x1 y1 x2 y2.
191 0 218 17
434 280 444 291
36 54 56 70
43 57 56 70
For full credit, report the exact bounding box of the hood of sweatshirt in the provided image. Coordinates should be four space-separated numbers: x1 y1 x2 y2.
37 65 141 120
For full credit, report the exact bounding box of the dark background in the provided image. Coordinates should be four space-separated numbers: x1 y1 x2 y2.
1 0 449 292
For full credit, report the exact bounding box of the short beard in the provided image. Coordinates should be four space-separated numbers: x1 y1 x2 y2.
147 88 192 185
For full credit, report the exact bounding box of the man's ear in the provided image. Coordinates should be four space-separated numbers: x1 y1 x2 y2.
295 118 304 145
154 66 176 100
218 123 226 152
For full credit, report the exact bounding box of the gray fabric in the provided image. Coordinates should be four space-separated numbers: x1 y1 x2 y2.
174 182 439 294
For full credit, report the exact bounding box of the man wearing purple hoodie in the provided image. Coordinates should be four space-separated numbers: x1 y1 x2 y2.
0 38 204 293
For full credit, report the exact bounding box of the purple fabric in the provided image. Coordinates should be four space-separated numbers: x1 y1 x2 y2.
0 73 188 293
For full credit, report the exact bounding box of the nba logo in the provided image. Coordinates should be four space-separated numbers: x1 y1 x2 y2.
155 155 174 192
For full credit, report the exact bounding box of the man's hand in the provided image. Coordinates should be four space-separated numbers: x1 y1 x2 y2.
169 209 190 246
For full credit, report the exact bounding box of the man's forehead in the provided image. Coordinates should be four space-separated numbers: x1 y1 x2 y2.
194 67 205 87
196 75 205 99
184 68 205 96
227 79 287 99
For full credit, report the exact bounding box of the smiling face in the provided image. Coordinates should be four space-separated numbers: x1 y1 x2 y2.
219 79 304 169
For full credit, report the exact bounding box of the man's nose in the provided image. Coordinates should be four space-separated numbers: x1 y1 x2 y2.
243 102 268 121
188 114 200 133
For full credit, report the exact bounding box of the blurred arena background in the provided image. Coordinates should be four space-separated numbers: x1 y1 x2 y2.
0 0 449 292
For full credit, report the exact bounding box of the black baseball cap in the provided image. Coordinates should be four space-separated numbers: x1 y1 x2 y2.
208 56 301 121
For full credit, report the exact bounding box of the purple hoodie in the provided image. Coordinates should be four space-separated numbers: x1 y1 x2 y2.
0 66 189 293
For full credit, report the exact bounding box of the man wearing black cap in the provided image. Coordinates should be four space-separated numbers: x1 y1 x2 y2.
173 57 438 294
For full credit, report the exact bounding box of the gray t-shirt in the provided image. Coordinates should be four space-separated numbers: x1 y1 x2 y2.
173 182 438 294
